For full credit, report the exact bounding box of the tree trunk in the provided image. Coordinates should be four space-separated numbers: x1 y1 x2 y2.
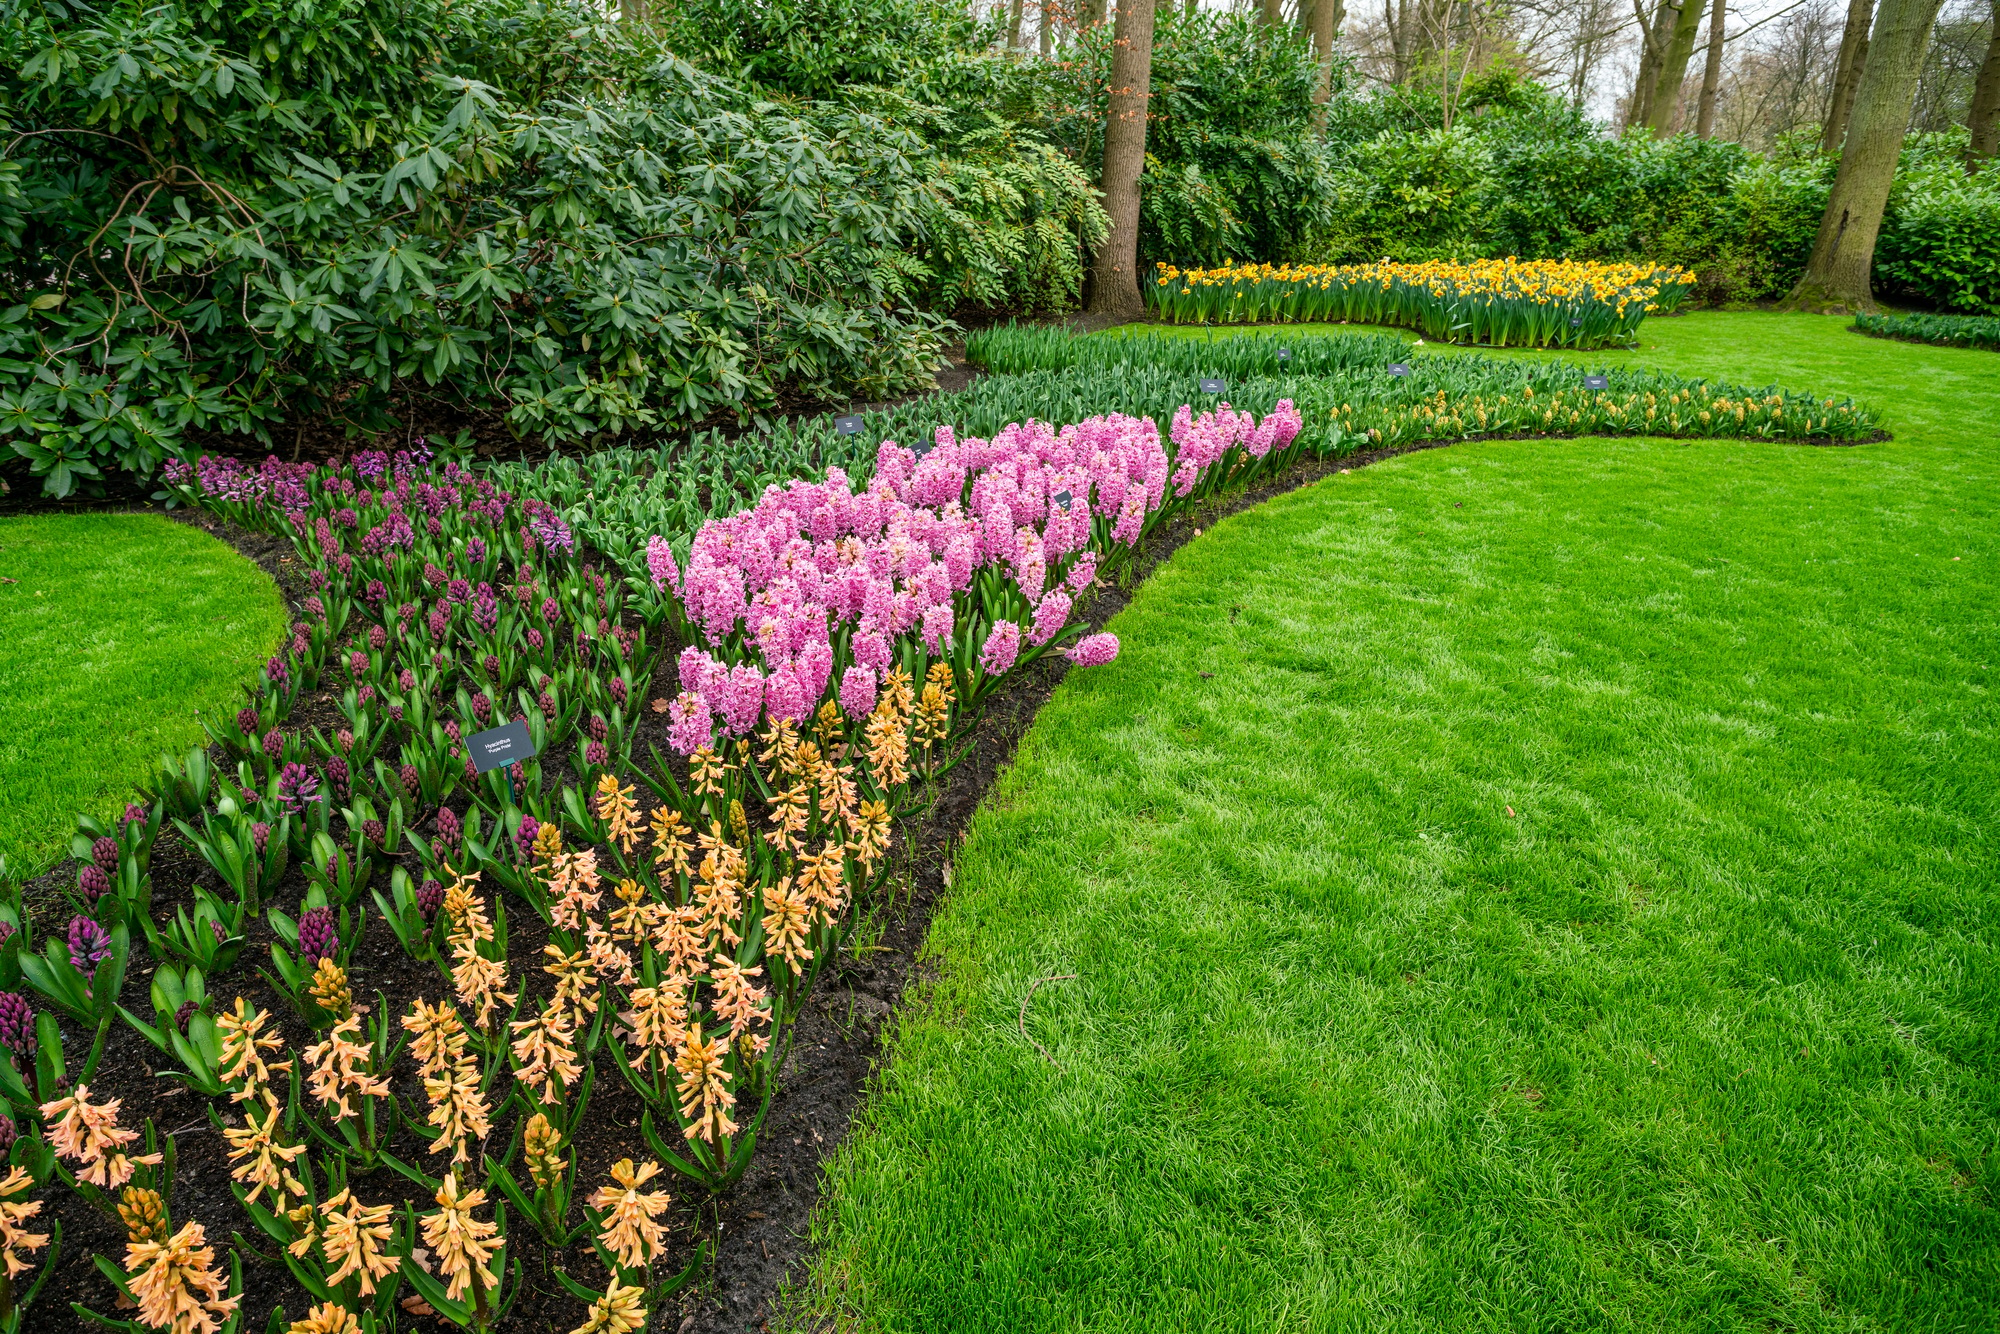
1041 0 1054 53
1695 0 1726 136
1009 0 1026 47
1388 0 1410 84
1644 0 1705 135
1085 0 1107 28
1626 0 1673 130
1262 0 1286 28
1312 0 1346 122
1967 0 2000 168
1822 0 1876 152
1089 0 1157 320
1784 0 1946 312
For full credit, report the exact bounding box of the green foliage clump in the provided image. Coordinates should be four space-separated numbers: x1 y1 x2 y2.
1852 310 2000 350
0 0 952 496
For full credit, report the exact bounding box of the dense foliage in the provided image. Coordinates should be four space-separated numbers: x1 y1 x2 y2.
2 0 1101 497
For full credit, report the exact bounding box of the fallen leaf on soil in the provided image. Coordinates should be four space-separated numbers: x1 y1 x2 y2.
115 1294 137 1310
650 697 670 713
401 1297 436 1317
1505 806 1516 818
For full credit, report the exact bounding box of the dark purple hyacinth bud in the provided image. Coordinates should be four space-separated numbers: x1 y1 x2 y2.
609 677 627 706
585 739 607 767
173 999 200 1033
0 1118 17 1154
93 837 119 871
0 922 16 949
399 764 419 797
462 757 477 781
263 728 286 759
358 683 376 706
304 594 326 620
389 703 404 722
337 729 354 752
466 538 487 564
78 865 111 903
252 822 272 855
308 569 329 592
296 907 338 965
448 579 471 605
526 628 544 651
417 878 445 919
473 694 491 723
237 706 259 735
514 814 539 859
265 655 289 687
327 756 350 798
123 803 147 828
425 562 446 588
364 578 385 602
436 807 461 847
68 917 111 972
362 819 385 849
210 919 229 945
348 650 370 680
541 596 560 624
400 669 416 692
483 654 500 679
445 720 461 743
369 624 388 651
0 993 30 1055
278 762 320 814
335 554 353 577
589 714 608 742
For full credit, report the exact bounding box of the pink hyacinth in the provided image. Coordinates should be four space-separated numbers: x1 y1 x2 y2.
1064 632 1120 667
1029 590 1071 647
979 621 1021 676
1065 552 1098 593
720 662 765 736
646 535 681 594
839 666 876 719
920 602 954 654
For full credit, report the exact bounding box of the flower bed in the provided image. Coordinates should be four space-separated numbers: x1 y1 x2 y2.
1146 259 1696 348
1852 311 2000 352
0 395 1308 1333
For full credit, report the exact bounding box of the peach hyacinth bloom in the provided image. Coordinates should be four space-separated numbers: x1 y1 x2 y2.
587 1159 672 1270
123 1221 239 1334
303 1016 391 1121
570 1279 646 1334
40 1086 162 1189
420 1173 501 1304
0 1166 49 1279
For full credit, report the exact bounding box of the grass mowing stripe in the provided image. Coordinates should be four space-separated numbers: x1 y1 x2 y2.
0 514 286 874
798 312 1999 1332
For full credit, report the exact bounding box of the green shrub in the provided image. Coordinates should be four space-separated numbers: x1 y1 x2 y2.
0 0 952 497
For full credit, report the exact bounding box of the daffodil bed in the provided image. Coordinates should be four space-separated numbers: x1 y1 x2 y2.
1147 259 1696 349
0 320 1884 1334
799 312 2000 1332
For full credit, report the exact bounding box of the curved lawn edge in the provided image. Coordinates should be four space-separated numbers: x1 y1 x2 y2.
0 511 287 875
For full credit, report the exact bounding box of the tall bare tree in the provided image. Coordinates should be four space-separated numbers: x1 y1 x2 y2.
1785 0 1947 311
1971 0 2000 164
1695 0 1728 134
1089 0 1158 319
1822 0 1878 149
1627 0 1675 129
1310 0 1348 113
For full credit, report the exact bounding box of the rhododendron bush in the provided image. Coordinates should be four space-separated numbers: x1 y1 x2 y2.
0 394 1301 1330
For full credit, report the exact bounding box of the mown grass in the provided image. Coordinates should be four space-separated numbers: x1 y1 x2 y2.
802 312 1998 1332
0 513 285 874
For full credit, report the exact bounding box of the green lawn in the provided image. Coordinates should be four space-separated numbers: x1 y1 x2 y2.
804 313 1998 1332
0 513 285 875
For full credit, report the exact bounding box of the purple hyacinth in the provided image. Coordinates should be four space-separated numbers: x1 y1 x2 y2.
399 764 419 797
263 729 287 760
0 1119 17 1155
93 837 119 871
417 878 445 920
296 907 338 965
210 920 229 945
236 706 259 735
514 814 540 860
589 715 608 743
0 922 15 949
68 917 110 972
252 822 272 855
0 993 31 1055
369 624 388 651
123 803 147 828
327 756 351 798
277 762 321 815
78 865 111 903
585 740 607 767
362 819 385 849
173 1000 200 1033
609 676 627 706
348 650 370 680
435 807 461 849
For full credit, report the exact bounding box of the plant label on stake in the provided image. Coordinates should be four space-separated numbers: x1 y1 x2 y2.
1053 490 1072 512
1199 378 1226 394
468 720 536 775
834 415 865 436
1584 374 1609 390
1387 364 1410 378
1277 348 1291 362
